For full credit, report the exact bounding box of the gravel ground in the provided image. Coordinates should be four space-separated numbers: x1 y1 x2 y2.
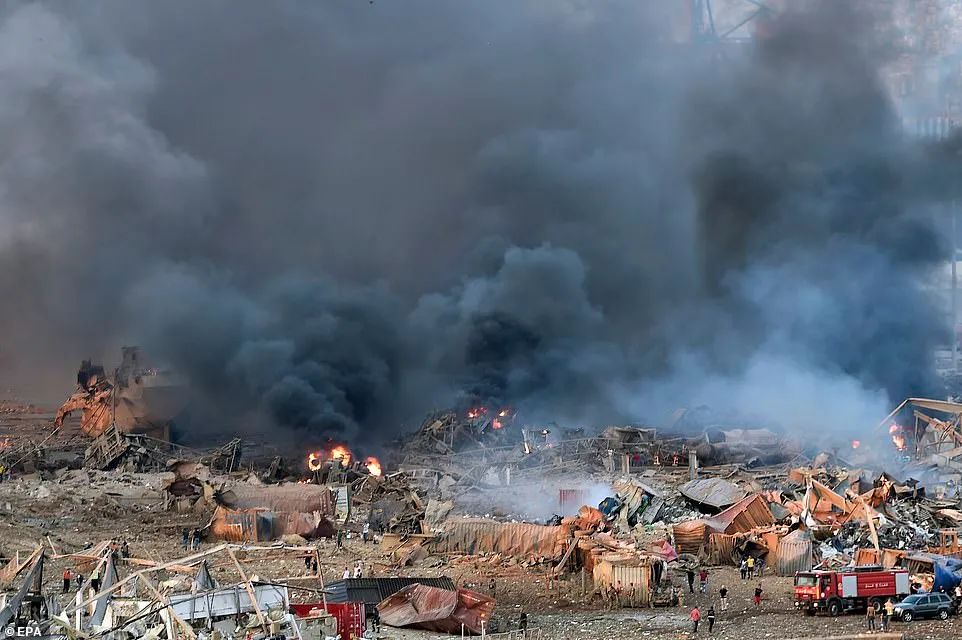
1 474 960 640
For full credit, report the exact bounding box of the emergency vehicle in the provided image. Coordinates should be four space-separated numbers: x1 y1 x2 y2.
794 566 911 616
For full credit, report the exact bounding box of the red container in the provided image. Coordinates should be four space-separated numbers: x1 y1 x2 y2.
291 602 366 639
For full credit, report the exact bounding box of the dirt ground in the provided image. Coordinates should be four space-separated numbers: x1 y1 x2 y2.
1 471 960 640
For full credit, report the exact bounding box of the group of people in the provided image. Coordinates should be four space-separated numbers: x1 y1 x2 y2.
683 566 764 634
61 565 100 593
342 561 365 579
60 539 131 595
600 580 640 609
864 599 896 632
686 568 711 594
739 556 762 580
181 528 202 552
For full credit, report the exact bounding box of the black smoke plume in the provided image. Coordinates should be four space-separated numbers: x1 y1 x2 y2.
0 1 958 445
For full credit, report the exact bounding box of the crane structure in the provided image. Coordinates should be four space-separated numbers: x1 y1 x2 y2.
688 0 777 44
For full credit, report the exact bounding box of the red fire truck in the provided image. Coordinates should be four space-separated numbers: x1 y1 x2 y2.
794 566 911 616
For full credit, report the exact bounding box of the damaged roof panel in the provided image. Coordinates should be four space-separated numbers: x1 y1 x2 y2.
216 483 334 514
679 478 747 509
378 585 495 635
703 494 774 534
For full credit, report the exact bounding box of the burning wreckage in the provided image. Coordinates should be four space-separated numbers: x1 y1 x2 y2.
3 383 962 638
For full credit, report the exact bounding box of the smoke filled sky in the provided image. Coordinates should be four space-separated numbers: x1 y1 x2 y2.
0 1 957 444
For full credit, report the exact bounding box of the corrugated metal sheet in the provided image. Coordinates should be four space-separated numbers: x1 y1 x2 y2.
428 519 567 559
591 554 651 605
208 506 331 542
217 484 335 514
324 577 456 605
378 584 456 626
377 584 494 634
559 489 587 514
377 585 495 635
708 533 737 564
854 548 906 568
168 583 288 621
679 478 746 510
775 529 813 576
703 494 774 534
672 520 708 555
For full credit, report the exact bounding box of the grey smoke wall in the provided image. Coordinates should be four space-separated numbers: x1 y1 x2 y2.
0 1 954 443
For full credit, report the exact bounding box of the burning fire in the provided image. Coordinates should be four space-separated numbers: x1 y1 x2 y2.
851 440 860 449
498 408 511 418
307 447 382 475
365 456 382 476
329 445 352 465
307 445 352 472
889 424 907 452
467 407 487 419
491 419 503 430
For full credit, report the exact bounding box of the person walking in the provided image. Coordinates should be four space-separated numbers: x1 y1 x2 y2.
519 611 528 631
883 598 895 630
706 605 716 634
746 556 755 579
719 586 728 612
614 580 623 608
753 583 763 607
865 604 876 632
687 568 695 594
342 566 351 580
336 528 344 549
698 568 708 594
62 568 72 594
690 606 701 633
739 558 747 580
182 528 190 550
362 522 370 543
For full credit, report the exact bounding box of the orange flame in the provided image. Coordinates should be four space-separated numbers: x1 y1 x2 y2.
467 407 486 419
498 408 510 418
365 456 382 476
889 424 907 451
851 440 860 449
492 419 503 430
329 445 352 465
308 445 354 471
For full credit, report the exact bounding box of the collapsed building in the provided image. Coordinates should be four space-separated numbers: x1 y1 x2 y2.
6 378 962 638
54 347 187 440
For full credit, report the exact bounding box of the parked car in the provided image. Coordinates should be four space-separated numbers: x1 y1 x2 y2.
892 593 954 622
